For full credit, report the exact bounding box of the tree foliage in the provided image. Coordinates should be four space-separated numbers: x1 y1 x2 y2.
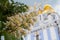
0 0 28 22
0 0 29 40
0 0 38 40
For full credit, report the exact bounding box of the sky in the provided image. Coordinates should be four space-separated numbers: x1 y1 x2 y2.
14 0 57 6
14 0 60 14
54 0 60 14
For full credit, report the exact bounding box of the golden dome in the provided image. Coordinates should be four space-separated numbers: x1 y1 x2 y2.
44 4 52 10
38 8 43 14
44 4 55 13
38 10 42 14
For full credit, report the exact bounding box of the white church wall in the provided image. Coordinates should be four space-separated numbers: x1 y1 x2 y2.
24 12 60 40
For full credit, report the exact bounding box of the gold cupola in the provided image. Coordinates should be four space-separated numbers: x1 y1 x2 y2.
43 4 55 13
38 8 43 14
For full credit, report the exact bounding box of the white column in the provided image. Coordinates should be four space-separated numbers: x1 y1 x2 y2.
41 14 44 21
39 35 41 40
22 36 25 40
34 35 36 40
43 29 48 40
49 27 57 40
1 36 4 40
27 34 31 40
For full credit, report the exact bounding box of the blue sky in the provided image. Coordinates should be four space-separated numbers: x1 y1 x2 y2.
14 0 58 6
14 0 60 14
